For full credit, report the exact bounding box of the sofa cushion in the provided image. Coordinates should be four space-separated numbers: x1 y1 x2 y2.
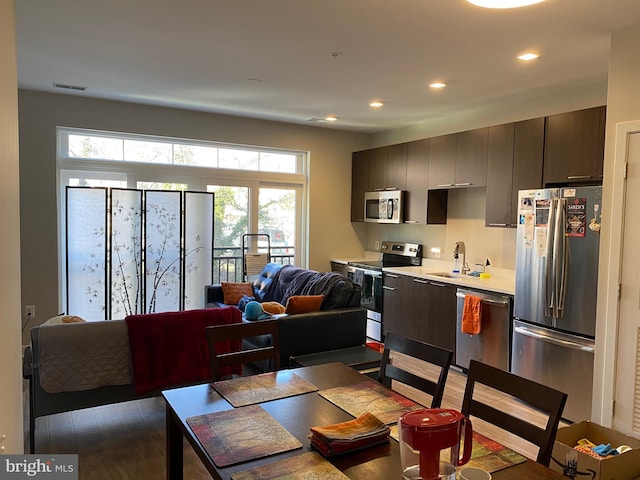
221 282 254 305
285 295 324 314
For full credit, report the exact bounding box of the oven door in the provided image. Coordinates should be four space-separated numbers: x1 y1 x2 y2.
347 266 383 313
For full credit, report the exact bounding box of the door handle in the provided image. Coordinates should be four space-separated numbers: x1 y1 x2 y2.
514 325 595 353
382 286 396 291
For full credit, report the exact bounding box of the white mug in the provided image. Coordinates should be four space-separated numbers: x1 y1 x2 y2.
458 467 492 480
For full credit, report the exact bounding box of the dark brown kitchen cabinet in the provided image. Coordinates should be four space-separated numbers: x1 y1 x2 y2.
428 134 457 189
382 273 457 355
543 105 606 185
382 272 407 338
385 143 408 191
369 144 407 192
485 123 515 227
511 117 545 219
485 118 545 228
351 149 371 221
428 129 487 189
405 139 448 225
412 278 457 354
455 128 488 187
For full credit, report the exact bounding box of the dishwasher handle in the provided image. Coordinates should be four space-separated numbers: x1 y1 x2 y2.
514 325 595 353
456 290 510 307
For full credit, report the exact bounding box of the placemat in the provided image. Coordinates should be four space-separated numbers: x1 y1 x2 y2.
212 370 318 407
389 425 527 473
318 379 422 424
465 431 527 473
186 405 302 467
231 451 349 480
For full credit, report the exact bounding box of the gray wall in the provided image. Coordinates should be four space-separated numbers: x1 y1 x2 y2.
18 90 368 342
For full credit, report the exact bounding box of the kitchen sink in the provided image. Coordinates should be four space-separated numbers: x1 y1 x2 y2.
429 272 460 278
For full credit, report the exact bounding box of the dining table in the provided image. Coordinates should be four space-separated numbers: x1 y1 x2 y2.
162 362 566 480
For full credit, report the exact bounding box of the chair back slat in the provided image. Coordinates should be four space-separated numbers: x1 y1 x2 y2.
461 359 568 466
206 319 281 381
378 332 453 408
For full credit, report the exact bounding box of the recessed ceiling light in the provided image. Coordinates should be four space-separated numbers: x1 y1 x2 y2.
430 82 446 89
467 0 543 7
325 116 338 122
369 101 384 108
518 52 539 61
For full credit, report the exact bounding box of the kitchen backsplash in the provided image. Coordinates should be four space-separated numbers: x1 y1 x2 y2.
356 188 517 270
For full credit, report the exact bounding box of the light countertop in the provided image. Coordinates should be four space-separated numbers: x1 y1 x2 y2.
382 265 515 296
331 256 515 296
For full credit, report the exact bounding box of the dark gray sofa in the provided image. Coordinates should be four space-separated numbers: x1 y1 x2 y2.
204 263 367 369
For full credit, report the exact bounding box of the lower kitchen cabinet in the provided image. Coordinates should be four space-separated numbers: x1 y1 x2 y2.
383 273 457 356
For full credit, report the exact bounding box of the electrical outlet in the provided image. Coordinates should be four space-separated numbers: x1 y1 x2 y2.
431 247 441 259
374 240 380 250
25 305 35 319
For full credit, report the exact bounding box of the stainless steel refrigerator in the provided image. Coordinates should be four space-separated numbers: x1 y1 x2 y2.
512 186 602 422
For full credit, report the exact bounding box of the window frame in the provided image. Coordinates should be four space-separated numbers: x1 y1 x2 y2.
57 127 309 314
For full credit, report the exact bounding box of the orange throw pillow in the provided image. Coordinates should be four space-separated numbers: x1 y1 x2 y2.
221 282 254 305
261 301 286 315
285 295 324 314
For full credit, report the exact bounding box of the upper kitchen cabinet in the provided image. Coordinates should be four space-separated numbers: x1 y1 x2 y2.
456 128 488 187
386 143 408 191
370 143 407 192
428 129 488 189
511 117 545 218
405 139 448 224
485 118 545 227
428 133 457 189
543 105 606 185
485 123 515 227
350 143 408 222
351 149 370 221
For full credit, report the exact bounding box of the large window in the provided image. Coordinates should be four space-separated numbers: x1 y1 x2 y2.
58 128 307 318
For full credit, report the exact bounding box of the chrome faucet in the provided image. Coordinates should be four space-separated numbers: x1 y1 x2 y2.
453 241 470 275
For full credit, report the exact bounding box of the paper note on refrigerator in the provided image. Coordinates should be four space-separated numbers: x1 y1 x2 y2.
535 227 547 257
524 213 535 248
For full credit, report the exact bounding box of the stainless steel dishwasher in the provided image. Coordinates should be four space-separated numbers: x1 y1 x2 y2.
455 288 512 371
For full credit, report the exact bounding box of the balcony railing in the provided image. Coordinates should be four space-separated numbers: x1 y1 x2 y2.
213 246 294 283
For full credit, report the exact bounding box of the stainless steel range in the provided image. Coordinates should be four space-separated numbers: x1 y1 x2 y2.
347 241 422 342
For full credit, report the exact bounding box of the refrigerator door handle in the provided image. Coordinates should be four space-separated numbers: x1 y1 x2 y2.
514 325 594 353
544 198 557 318
555 198 568 317
545 197 568 320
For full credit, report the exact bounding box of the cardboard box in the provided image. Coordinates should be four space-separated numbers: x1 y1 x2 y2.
551 421 640 480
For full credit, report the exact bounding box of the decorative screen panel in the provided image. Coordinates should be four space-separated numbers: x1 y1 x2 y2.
65 187 214 318
110 189 143 318
66 187 107 320
144 190 182 313
184 191 214 309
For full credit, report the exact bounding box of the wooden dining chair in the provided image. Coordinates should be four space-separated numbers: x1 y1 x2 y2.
378 332 453 408
205 319 281 381
461 359 568 467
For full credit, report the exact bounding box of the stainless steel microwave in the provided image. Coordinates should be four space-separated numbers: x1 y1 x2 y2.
364 190 404 223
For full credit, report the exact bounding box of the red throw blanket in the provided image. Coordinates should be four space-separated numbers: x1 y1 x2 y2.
125 307 242 395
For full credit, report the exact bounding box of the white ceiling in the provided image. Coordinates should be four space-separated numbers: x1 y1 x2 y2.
15 0 640 133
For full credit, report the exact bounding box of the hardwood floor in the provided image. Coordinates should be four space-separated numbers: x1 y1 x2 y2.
26 359 568 479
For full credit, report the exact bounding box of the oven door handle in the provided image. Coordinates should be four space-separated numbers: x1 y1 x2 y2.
347 266 382 277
